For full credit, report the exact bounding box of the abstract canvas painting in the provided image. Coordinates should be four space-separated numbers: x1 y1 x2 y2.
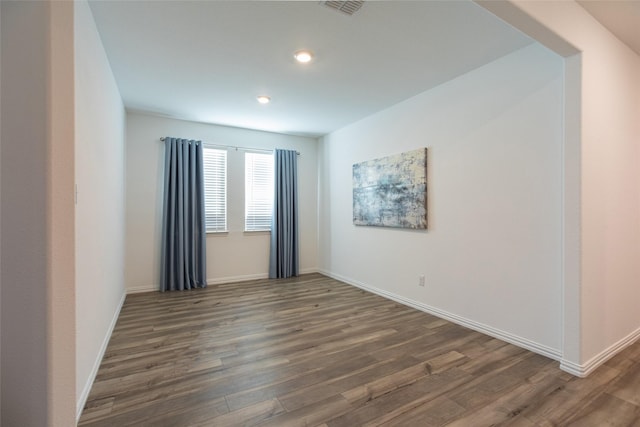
353 148 427 229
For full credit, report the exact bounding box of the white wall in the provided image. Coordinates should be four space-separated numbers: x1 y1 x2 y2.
74 0 126 418
480 0 640 376
319 44 564 358
0 3 3 420
126 113 318 292
50 2 77 424
1 5 49 422
1 1 76 425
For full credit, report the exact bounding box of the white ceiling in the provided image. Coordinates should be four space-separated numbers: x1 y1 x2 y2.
89 0 537 137
577 0 640 56
88 1 640 138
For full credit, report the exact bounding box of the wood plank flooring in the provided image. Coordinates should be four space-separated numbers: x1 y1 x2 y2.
79 274 640 426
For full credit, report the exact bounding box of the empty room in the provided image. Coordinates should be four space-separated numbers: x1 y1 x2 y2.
1 0 640 426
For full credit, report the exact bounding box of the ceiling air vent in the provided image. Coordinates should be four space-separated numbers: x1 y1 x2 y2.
323 1 364 16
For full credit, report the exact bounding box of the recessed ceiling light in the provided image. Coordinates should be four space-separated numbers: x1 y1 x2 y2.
257 95 271 104
294 50 314 64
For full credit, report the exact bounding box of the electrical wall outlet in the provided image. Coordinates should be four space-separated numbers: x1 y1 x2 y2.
418 275 425 287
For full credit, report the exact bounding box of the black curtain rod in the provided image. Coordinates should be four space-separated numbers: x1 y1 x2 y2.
159 137 300 156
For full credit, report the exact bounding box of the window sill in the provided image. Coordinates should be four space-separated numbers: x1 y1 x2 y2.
205 230 271 236
243 230 271 235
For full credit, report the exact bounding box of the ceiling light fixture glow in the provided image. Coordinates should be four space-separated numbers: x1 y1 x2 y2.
294 50 314 63
257 95 271 104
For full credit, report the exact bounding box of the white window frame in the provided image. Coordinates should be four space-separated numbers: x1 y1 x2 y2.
203 146 227 233
244 151 274 232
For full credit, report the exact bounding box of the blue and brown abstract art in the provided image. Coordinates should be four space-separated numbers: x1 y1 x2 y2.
353 148 427 229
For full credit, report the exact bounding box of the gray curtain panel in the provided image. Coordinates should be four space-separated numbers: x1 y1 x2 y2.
160 137 207 291
269 149 299 278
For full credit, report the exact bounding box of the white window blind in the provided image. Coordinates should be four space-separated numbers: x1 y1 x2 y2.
245 152 274 231
203 147 227 232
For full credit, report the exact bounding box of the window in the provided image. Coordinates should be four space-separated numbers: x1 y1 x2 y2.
203 147 227 232
245 152 274 231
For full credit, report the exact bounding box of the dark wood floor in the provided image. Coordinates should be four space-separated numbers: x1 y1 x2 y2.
79 273 640 426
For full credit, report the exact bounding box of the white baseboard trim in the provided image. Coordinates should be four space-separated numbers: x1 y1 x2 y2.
208 273 268 285
127 284 157 294
319 269 562 362
560 326 640 377
127 269 319 294
207 268 319 285
76 290 127 422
